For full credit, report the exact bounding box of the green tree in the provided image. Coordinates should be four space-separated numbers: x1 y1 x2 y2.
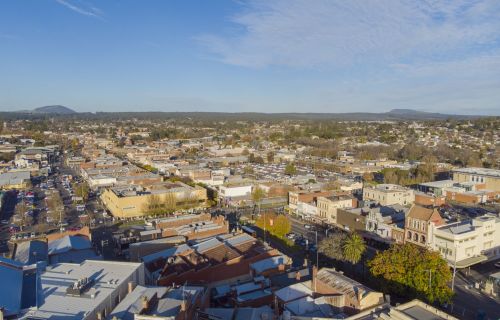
252 186 266 215
368 243 453 304
284 162 297 175
342 232 366 264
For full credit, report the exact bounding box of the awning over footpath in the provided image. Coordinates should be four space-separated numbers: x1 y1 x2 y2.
450 254 488 268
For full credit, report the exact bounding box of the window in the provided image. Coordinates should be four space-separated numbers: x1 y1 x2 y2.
421 235 426 243
407 231 412 239
413 233 418 241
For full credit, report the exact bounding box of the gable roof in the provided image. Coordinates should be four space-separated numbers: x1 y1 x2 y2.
407 205 442 222
48 235 92 255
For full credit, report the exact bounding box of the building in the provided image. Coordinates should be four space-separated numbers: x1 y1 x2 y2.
347 299 458 320
452 167 500 192
108 284 207 320
365 205 407 243
0 257 38 317
0 171 31 190
20 260 145 320
151 233 285 287
100 182 207 218
218 183 253 200
405 205 444 247
431 214 500 269
288 189 334 214
363 184 414 206
317 194 357 224
314 268 385 314
48 235 100 264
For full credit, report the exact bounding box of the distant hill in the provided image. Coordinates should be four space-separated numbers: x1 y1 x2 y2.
31 105 76 114
0 107 488 121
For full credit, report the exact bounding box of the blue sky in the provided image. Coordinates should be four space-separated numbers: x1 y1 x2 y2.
1 0 499 114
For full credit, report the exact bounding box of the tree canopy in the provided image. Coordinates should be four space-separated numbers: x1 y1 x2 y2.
368 243 453 304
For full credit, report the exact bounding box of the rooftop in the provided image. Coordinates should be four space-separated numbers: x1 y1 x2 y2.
21 260 144 320
452 167 500 178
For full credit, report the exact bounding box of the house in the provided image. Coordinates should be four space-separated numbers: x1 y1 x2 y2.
108 284 206 320
405 205 445 247
314 268 384 314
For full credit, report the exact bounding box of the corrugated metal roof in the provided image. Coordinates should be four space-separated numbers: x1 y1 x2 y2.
48 235 92 256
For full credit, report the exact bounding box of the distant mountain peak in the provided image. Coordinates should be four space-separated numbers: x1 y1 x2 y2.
32 105 76 114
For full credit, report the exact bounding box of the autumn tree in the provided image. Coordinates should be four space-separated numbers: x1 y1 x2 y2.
255 212 291 239
368 243 453 304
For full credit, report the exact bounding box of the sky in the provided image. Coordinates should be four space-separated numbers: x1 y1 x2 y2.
1 0 499 115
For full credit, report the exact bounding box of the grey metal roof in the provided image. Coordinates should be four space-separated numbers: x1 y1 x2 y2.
48 235 92 255
250 255 286 274
21 260 143 320
14 240 48 265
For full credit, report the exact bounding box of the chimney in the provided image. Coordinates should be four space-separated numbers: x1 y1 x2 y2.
141 296 149 312
356 287 364 303
278 264 285 272
295 271 301 281
128 281 136 294
0 307 4 320
180 299 187 312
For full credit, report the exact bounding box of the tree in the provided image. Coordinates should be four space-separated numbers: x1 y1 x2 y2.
143 194 163 216
284 162 297 176
319 232 347 261
71 138 79 151
368 243 453 304
74 182 90 202
362 172 374 183
342 232 366 264
255 212 291 240
46 191 64 225
252 186 266 217
266 151 275 163
273 214 291 239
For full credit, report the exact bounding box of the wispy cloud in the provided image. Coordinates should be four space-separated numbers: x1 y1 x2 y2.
55 0 104 19
198 0 500 68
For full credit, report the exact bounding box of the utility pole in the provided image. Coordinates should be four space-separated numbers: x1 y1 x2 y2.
315 230 319 268
451 243 458 291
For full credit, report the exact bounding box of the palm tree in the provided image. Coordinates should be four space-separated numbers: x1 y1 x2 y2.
342 232 366 265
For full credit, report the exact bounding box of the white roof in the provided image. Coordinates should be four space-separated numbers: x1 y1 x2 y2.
274 281 313 303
